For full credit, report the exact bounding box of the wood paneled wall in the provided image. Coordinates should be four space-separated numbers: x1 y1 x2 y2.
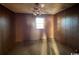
0 5 15 54
15 14 41 42
54 4 79 50
15 14 54 43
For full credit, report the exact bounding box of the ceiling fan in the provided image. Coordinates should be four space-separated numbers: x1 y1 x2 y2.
32 3 45 16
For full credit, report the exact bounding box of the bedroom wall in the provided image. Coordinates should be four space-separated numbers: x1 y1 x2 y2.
0 5 15 54
15 14 54 43
54 4 79 50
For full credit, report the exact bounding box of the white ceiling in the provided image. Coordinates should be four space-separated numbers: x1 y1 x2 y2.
1 3 75 14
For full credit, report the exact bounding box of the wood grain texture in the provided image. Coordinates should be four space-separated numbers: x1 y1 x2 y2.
0 5 15 54
54 4 79 51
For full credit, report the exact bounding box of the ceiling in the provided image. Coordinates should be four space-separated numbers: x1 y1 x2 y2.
1 3 75 14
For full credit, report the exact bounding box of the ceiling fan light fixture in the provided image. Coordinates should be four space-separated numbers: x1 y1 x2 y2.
40 4 45 8
32 3 45 16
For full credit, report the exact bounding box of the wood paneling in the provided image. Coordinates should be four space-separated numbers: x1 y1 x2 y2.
54 4 79 51
15 14 41 42
0 5 15 54
15 13 54 44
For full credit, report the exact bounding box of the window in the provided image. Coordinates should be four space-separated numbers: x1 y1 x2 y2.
35 17 45 29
